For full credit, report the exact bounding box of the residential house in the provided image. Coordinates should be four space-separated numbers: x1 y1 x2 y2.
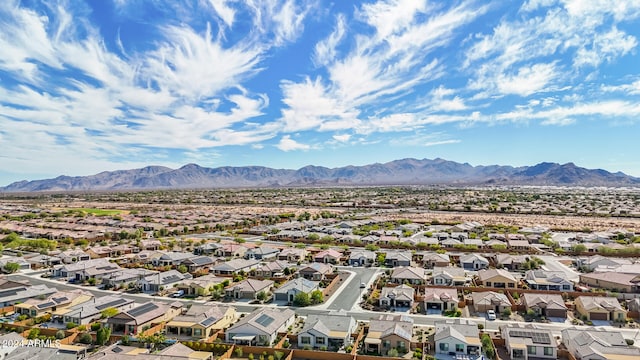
494 254 528 271
138 270 191 293
579 272 640 293
16 289 93 317
508 240 532 251
522 293 568 318
314 249 342 264
501 324 557 360
156 343 215 360
23 254 61 268
165 303 236 339
153 251 194 267
299 263 333 281
575 296 626 322
578 255 631 272
348 250 376 267
379 284 415 308
384 251 412 267
440 238 463 247
0 283 58 307
0 257 30 272
278 248 306 262
390 267 426 285
139 239 162 251
424 288 459 312
434 319 481 357
211 259 259 276
102 268 157 288
459 254 489 270
298 311 357 350
421 253 450 269
470 291 511 313
225 308 295 346
628 298 640 314
58 250 91 264
561 327 640 360
60 295 135 325
476 269 518 288
86 246 114 258
175 274 227 297
52 258 120 281
274 278 319 302
244 246 280 261
254 261 293 278
430 267 467 286
364 314 413 356
225 279 273 300
107 301 183 335
524 270 574 291
181 256 215 273
451 222 483 233
195 242 223 255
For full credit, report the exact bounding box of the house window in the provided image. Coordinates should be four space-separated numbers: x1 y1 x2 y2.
194 329 202 336
435 278 442 284
397 341 405 348
562 285 571 290
455 344 464 352
508 283 514 288
486 282 492 287
316 337 325 344
383 340 390 348
301 336 310 344
544 347 553 356
527 346 536 355
439 343 449 351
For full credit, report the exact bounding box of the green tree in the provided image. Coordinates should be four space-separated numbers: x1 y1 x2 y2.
310 290 324 304
293 292 311 307
79 333 93 344
96 326 111 345
177 264 188 273
2 262 20 274
256 291 268 301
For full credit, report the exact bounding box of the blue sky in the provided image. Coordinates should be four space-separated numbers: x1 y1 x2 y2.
1 0 640 185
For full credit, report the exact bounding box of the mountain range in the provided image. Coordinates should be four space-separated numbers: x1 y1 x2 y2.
2 158 639 192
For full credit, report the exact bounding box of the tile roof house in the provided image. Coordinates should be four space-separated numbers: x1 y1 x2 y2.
298 263 333 281
138 269 192 293
314 249 343 264
181 256 216 273
424 288 459 312
575 296 626 322
165 303 236 339
211 258 259 275
106 301 183 335
494 254 528 271
561 327 640 360
274 278 319 302
225 279 273 300
459 254 489 270
277 248 306 262
421 253 450 269
579 272 640 293
434 319 481 357
297 311 357 350
226 308 295 346
59 295 135 325
348 250 376 267
522 293 568 318
153 251 194 267
175 274 227 297
379 284 415 308
390 267 426 285
470 291 511 313
244 246 280 261
254 260 294 278
0 283 58 307
430 267 467 286
15 289 94 318
524 270 573 291
476 268 518 289
502 324 557 360
384 251 412 267
364 314 414 356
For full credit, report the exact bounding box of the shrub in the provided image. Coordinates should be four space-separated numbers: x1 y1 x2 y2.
626 339 634 346
235 347 243 357
79 333 93 344
248 353 254 360
55 330 66 340
91 323 101 331
66 322 78 329
27 328 40 339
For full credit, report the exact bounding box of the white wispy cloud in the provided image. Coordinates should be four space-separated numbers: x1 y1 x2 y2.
276 135 311 151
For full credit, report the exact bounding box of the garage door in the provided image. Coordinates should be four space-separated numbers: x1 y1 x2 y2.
590 312 608 321
427 302 443 310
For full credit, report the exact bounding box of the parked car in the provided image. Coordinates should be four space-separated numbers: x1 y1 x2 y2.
487 310 496 320
360 282 366 288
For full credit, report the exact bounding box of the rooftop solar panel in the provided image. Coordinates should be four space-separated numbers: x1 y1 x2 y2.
96 298 127 310
200 317 217 327
255 314 275 327
128 302 158 317
37 301 56 309
52 297 68 303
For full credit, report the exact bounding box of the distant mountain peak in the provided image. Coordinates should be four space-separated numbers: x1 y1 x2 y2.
1 158 638 192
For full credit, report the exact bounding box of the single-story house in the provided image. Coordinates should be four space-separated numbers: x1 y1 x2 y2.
226 308 295 346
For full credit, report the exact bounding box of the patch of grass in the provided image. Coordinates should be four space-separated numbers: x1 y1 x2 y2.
72 208 123 216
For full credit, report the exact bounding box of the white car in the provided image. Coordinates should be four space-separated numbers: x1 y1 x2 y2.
487 310 497 320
